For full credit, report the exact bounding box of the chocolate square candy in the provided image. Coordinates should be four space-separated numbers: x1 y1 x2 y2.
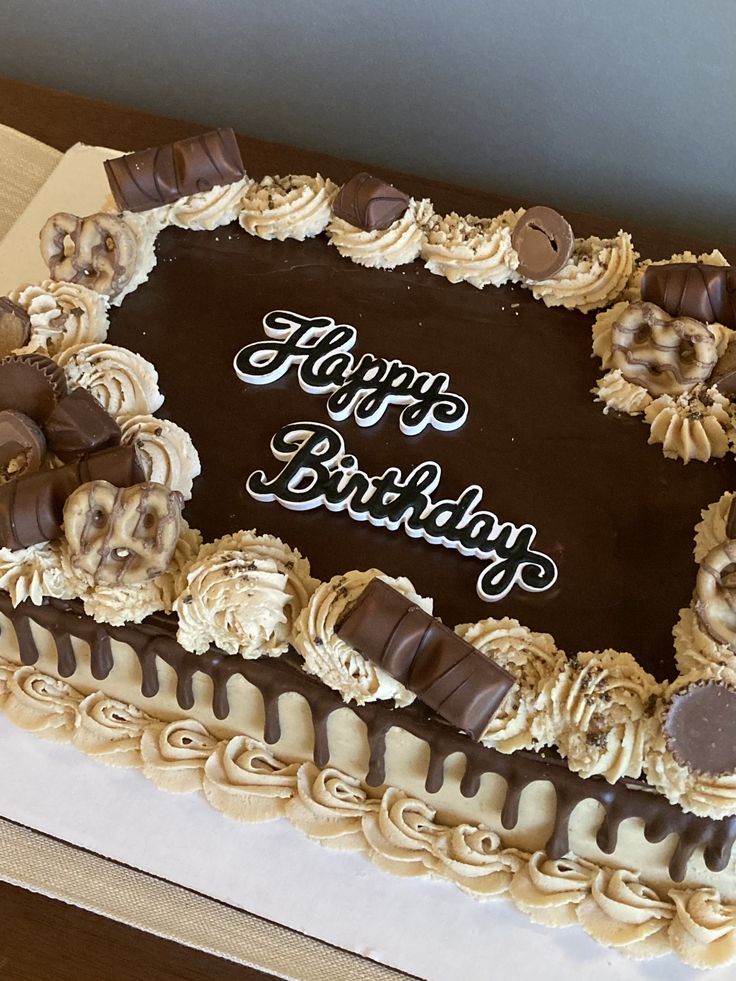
332 173 410 231
44 388 121 462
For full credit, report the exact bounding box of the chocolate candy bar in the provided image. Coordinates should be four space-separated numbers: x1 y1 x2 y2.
641 263 736 329
104 128 245 213
337 577 514 739
332 173 410 231
511 206 574 280
45 388 121 462
0 444 145 549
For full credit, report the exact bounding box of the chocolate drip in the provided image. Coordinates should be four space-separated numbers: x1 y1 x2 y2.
263 691 281 745
2 590 736 883
425 745 446 794
500 775 523 830
55 633 76 678
90 632 113 680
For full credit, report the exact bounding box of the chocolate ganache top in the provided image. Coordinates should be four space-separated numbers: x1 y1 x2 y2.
108 213 732 682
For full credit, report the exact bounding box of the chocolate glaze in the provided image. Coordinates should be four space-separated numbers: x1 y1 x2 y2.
112 223 733 680
2 590 734 882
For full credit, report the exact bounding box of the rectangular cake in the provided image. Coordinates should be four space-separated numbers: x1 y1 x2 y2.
2 127 736 971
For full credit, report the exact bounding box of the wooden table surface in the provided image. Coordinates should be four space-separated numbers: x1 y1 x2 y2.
0 73 731 981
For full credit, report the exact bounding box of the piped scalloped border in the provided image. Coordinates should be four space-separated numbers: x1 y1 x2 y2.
0 650 733 971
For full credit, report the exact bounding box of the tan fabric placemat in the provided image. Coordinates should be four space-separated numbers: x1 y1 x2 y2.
0 122 61 237
0 123 413 981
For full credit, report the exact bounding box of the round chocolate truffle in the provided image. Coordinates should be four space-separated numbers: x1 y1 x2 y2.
512 206 575 281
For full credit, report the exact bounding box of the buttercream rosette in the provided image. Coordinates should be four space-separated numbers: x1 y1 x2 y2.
593 369 652 416
119 414 201 500
623 249 730 303
202 734 300 822
2 665 81 741
644 386 733 464
291 569 431 707
645 668 736 817
673 606 736 675
327 197 433 269
166 175 252 231
508 853 597 927
9 279 109 357
576 867 674 959
55 341 164 422
0 541 76 606
173 530 317 657
73 690 152 766
286 762 379 850
694 491 735 563
239 174 337 241
454 616 567 752
520 230 637 313
421 208 524 288
552 649 661 783
669 888 736 969
62 523 202 626
141 718 220 794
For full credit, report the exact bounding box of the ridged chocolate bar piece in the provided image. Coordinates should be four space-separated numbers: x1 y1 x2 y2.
104 128 245 213
45 388 121 462
332 172 410 231
641 263 736 329
337 578 514 739
0 444 145 549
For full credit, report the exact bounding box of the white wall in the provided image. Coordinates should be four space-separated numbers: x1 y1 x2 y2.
3 0 735 243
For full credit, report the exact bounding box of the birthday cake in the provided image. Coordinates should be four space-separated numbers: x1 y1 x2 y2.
2 128 736 968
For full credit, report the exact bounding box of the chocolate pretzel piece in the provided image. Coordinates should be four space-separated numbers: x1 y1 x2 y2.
337 578 514 739
641 263 736 329
104 128 245 213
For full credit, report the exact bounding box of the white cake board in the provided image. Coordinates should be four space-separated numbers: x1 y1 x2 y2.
0 145 721 981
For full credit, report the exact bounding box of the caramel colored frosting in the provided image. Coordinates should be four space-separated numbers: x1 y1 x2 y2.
455 616 567 752
0 650 733 970
239 174 338 241
521 230 636 313
119 414 201 500
421 208 524 288
673 606 736 675
645 667 736 817
0 540 75 606
173 530 317 657
594 369 652 416
64 522 201 626
552 649 661 783
576 867 674 957
327 198 433 269
55 342 164 422
591 299 628 367
9 280 110 357
110 211 159 306
166 175 252 231
645 386 733 464
694 491 735 563
292 569 431 707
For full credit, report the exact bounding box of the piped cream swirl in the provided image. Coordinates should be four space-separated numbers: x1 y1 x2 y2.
9 279 109 356
239 174 337 241
645 387 733 464
523 230 636 313
167 176 252 231
174 530 317 657
455 616 567 752
55 342 164 421
119 414 201 499
421 208 523 288
327 198 433 269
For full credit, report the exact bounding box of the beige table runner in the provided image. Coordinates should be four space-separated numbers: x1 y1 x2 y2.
0 123 413 981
